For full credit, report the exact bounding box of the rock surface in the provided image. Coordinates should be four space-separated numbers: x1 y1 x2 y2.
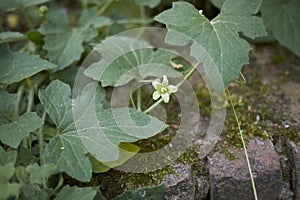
209 138 282 200
163 164 195 200
288 142 300 200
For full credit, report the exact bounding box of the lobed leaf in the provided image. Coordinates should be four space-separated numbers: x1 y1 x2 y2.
261 0 300 57
84 37 182 87
0 44 56 85
38 80 92 182
54 185 101 200
0 112 43 148
26 163 57 184
0 146 17 166
39 80 166 181
154 0 267 92
0 163 20 200
0 90 43 148
40 8 110 71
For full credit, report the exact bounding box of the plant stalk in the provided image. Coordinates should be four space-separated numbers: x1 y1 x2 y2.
98 0 114 15
38 111 47 166
137 88 141 111
226 88 258 200
14 84 25 120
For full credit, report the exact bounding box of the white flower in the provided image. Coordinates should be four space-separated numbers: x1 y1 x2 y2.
152 75 178 103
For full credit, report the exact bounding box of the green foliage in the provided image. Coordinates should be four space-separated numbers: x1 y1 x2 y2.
0 32 25 44
0 0 299 198
0 147 17 165
40 8 110 71
0 0 50 11
90 142 140 173
54 185 99 200
0 163 20 200
0 44 56 84
211 0 300 58
135 0 161 8
154 0 267 92
113 184 165 200
38 80 166 181
0 90 43 148
38 80 93 182
261 0 300 57
85 47 182 87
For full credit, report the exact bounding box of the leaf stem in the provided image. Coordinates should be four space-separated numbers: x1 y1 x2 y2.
23 86 35 149
22 8 33 30
106 18 153 26
137 88 141 111
38 111 47 166
176 65 197 88
130 91 136 109
98 0 114 15
226 88 258 200
26 87 35 113
14 83 25 120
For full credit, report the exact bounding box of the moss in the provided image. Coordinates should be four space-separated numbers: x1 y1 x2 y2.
118 165 174 190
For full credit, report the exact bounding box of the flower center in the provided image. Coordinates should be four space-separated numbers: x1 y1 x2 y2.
158 85 168 94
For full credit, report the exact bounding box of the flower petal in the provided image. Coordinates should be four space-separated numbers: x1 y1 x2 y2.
161 93 170 103
153 91 160 100
162 75 169 85
152 80 161 89
168 85 178 93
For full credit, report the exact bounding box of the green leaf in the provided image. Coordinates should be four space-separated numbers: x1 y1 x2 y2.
74 82 167 162
0 146 17 166
114 184 165 200
84 38 182 87
0 89 17 125
0 163 20 200
0 112 43 148
261 0 300 57
26 163 57 184
27 31 44 45
19 184 49 200
0 44 56 85
38 80 92 182
54 185 99 200
40 8 110 71
39 80 166 180
154 0 267 92
0 0 50 11
135 0 161 8
89 142 140 173
210 0 225 9
0 89 43 148
0 31 25 44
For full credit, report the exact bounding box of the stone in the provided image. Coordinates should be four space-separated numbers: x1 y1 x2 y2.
209 138 282 200
163 164 195 200
193 173 209 200
287 141 300 199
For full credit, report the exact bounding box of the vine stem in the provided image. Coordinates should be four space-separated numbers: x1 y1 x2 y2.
226 88 258 200
23 87 35 148
38 111 47 166
98 0 114 15
38 110 47 187
137 88 141 110
143 65 198 114
14 83 25 120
